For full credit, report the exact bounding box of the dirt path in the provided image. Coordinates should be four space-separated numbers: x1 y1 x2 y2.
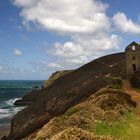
123 80 140 116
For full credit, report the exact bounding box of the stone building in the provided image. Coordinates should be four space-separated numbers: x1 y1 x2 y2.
125 41 140 78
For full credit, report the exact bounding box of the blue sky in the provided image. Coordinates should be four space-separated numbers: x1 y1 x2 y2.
0 0 140 80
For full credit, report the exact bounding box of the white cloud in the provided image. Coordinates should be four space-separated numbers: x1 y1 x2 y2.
50 34 121 66
53 42 84 58
0 65 9 72
13 0 122 69
14 49 23 56
113 12 140 34
28 61 63 72
47 62 63 68
13 0 37 7
13 0 110 34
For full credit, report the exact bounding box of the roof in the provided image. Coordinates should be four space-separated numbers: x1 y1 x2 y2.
125 41 140 52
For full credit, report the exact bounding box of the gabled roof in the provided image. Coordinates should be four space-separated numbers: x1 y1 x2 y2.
125 41 140 51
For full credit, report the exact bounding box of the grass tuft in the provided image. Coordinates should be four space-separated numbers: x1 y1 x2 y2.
65 108 80 116
91 110 140 140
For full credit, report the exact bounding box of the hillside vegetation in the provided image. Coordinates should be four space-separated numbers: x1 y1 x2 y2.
24 83 138 140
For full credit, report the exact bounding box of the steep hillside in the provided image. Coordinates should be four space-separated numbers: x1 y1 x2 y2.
14 70 73 106
25 87 135 140
44 70 74 88
7 53 125 139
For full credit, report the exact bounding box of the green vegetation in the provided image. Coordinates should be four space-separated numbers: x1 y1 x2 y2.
109 83 122 90
65 108 80 116
135 88 140 93
91 110 140 140
110 78 123 90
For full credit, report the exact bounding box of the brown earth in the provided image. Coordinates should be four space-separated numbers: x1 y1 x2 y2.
7 53 125 140
123 80 140 116
0 130 9 139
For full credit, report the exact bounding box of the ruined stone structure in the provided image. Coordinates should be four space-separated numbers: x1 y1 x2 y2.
125 41 140 78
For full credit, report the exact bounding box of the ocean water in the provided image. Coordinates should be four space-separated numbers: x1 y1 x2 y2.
0 80 43 126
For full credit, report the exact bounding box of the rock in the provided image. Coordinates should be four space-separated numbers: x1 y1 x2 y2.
0 136 7 140
14 100 32 106
44 70 74 88
14 90 40 106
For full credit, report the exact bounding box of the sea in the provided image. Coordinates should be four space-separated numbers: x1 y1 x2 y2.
0 80 44 127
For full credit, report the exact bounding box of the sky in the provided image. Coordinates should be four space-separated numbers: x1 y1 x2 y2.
1 0 140 80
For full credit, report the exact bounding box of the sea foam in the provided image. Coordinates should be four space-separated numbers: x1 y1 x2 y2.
0 98 24 122
5 98 21 106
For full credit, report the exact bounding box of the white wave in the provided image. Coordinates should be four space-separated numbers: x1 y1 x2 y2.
0 107 25 119
0 108 10 113
11 106 25 114
0 113 11 119
5 98 21 106
0 108 11 118
0 98 25 120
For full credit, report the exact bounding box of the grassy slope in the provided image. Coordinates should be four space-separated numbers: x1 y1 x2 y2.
94 110 140 140
29 81 139 140
93 82 140 140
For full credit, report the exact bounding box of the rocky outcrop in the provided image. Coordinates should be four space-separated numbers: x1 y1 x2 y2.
14 70 73 106
8 53 125 140
14 90 40 106
44 70 74 88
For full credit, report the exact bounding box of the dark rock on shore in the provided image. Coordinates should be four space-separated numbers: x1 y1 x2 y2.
8 53 125 140
14 90 41 106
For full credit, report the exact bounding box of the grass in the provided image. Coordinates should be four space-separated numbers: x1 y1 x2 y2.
90 110 140 140
109 84 122 90
135 88 140 93
64 108 80 116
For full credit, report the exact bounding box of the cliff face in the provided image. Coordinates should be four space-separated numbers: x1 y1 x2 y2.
44 70 74 88
8 53 125 140
14 70 73 106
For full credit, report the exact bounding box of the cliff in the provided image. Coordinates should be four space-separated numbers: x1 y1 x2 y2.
14 70 73 106
44 70 74 88
7 52 125 139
